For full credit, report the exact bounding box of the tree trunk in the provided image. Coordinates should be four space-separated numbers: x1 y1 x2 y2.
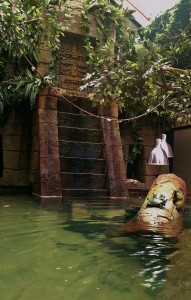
100 100 128 199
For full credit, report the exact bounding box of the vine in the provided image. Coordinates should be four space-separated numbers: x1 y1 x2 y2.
78 0 191 165
141 0 191 123
80 0 191 125
0 0 191 132
0 0 72 121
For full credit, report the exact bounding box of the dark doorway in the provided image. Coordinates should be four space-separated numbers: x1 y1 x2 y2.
126 144 141 179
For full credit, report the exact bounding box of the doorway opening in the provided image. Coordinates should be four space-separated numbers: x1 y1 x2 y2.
126 144 141 180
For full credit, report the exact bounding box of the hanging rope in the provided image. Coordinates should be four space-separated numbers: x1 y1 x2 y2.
23 53 173 123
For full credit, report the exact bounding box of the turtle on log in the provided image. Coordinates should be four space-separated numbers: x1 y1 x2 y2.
120 174 187 236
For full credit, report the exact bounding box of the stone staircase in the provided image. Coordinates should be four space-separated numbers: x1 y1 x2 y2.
57 98 109 198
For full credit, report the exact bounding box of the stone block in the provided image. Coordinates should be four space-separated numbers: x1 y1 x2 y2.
22 137 30 152
139 160 163 176
38 87 49 96
5 111 20 125
3 169 15 183
29 168 40 184
15 170 29 186
31 136 38 152
0 177 13 186
3 123 23 136
3 151 29 169
36 63 49 77
142 145 155 160
38 49 52 64
120 126 133 136
87 14 97 37
73 76 85 90
39 157 61 196
39 41 51 51
3 136 30 152
38 95 57 110
57 74 74 89
28 171 34 184
142 175 157 189
3 151 21 169
31 123 38 136
32 170 40 185
121 135 136 146
159 165 169 174
141 134 157 147
39 138 59 159
139 119 157 135
38 108 57 125
38 123 58 142
30 152 39 171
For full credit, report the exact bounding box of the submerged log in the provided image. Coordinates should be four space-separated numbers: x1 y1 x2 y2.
120 174 187 236
138 173 186 224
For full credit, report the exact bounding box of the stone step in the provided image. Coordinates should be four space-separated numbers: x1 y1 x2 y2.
58 126 102 143
57 98 108 196
61 172 107 189
59 157 106 173
57 98 98 114
59 140 104 159
58 112 101 129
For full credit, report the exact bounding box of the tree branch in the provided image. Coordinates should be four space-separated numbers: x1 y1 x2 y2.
156 67 180 91
24 18 44 24
166 66 191 73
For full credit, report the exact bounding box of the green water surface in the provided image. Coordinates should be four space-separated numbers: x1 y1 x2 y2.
1 195 191 300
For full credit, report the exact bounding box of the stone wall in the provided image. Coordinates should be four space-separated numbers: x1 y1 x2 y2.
65 0 97 37
0 1 163 197
0 108 31 187
57 34 88 97
29 102 39 195
27 28 62 202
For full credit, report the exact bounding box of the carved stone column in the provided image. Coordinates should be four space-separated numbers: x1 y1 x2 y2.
33 38 62 206
100 100 128 199
37 88 62 207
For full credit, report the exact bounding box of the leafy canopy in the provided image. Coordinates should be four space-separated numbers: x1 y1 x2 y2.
0 0 70 121
0 0 191 126
80 0 191 124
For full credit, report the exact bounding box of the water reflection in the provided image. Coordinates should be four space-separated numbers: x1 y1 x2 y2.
59 200 172 295
1 195 191 300
62 199 191 298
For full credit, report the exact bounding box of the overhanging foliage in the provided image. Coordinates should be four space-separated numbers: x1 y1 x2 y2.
0 0 71 122
0 0 191 126
80 0 191 124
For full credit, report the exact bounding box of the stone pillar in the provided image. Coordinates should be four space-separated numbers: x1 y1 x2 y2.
30 38 62 206
36 88 62 206
100 100 128 199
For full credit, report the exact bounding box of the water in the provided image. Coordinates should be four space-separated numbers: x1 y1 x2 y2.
1 195 191 300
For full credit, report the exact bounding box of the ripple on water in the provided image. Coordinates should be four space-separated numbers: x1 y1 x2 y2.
1 196 191 300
